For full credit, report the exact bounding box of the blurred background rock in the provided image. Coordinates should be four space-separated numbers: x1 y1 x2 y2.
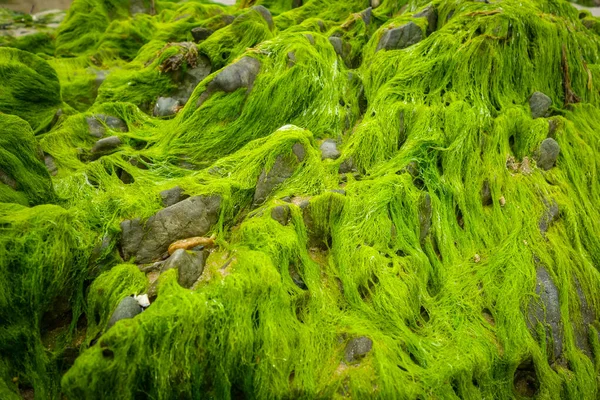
0 0 236 13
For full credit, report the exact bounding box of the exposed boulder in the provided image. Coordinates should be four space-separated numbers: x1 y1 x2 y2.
120 195 221 263
162 248 207 288
107 296 143 330
535 138 560 170
344 336 373 362
526 266 563 361
377 22 423 52
169 54 212 105
160 186 189 207
529 92 552 119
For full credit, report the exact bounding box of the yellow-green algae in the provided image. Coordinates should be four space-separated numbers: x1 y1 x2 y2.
0 0 599 398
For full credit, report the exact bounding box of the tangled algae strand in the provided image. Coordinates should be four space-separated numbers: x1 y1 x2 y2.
1 0 600 398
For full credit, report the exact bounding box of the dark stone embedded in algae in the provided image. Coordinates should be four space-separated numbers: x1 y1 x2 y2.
1 0 600 398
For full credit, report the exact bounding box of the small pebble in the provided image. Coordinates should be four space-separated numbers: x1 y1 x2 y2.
499 196 506 207
474 254 481 263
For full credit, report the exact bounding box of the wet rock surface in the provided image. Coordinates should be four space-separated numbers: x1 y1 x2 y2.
161 248 207 288
526 266 563 361
529 92 552 119
254 145 305 206
377 22 423 51
120 195 221 263
160 186 189 207
535 138 560 170
320 139 341 160
107 296 143 330
86 114 128 138
344 336 373 362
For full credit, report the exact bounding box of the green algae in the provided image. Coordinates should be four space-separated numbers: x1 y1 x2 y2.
0 0 600 398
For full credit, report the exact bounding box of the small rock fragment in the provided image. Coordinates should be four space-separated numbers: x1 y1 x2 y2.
44 154 58 176
499 196 506 207
107 296 142 330
377 22 423 52
320 139 341 160
371 0 381 8
535 138 560 171
529 92 552 119
91 136 122 155
474 254 481 263
481 180 492 206
153 97 180 117
162 248 207 288
344 336 373 362
86 114 128 138
271 205 291 226
199 57 261 107
160 186 189 207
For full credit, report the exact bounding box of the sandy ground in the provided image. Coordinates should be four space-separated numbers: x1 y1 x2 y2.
0 0 235 13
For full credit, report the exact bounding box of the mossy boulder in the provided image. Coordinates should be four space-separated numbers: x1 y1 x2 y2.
0 114 55 206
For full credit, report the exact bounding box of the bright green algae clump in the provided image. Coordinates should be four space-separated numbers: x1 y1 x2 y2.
1 0 600 398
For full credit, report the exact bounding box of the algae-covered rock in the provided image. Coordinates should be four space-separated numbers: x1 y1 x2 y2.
120 195 221 263
344 336 373 363
254 144 305 206
86 114 128 138
159 186 189 208
0 48 61 133
0 114 55 206
526 266 563 361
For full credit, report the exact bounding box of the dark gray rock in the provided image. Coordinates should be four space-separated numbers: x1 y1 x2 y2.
361 7 372 25
414 6 438 35
377 22 423 52
535 138 560 171
529 92 552 119
574 276 595 359
287 51 297 68
252 5 273 30
344 336 373 362
107 296 142 330
292 0 303 8
419 194 432 243
44 154 58 176
120 195 221 263
191 27 214 42
330 189 346 196
328 37 350 61
292 142 306 162
526 266 563 361
162 248 207 288
305 33 315 45
254 145 304 206
91 136 122 155
271 205 291 226
320 139 341 160
481 180 492 206
87 114 128 138
153 97 180 117
339 157 356 174
200 57 261 106
289 264 307 290
170 54 212 104
539 198 559 234
160 186 189 207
